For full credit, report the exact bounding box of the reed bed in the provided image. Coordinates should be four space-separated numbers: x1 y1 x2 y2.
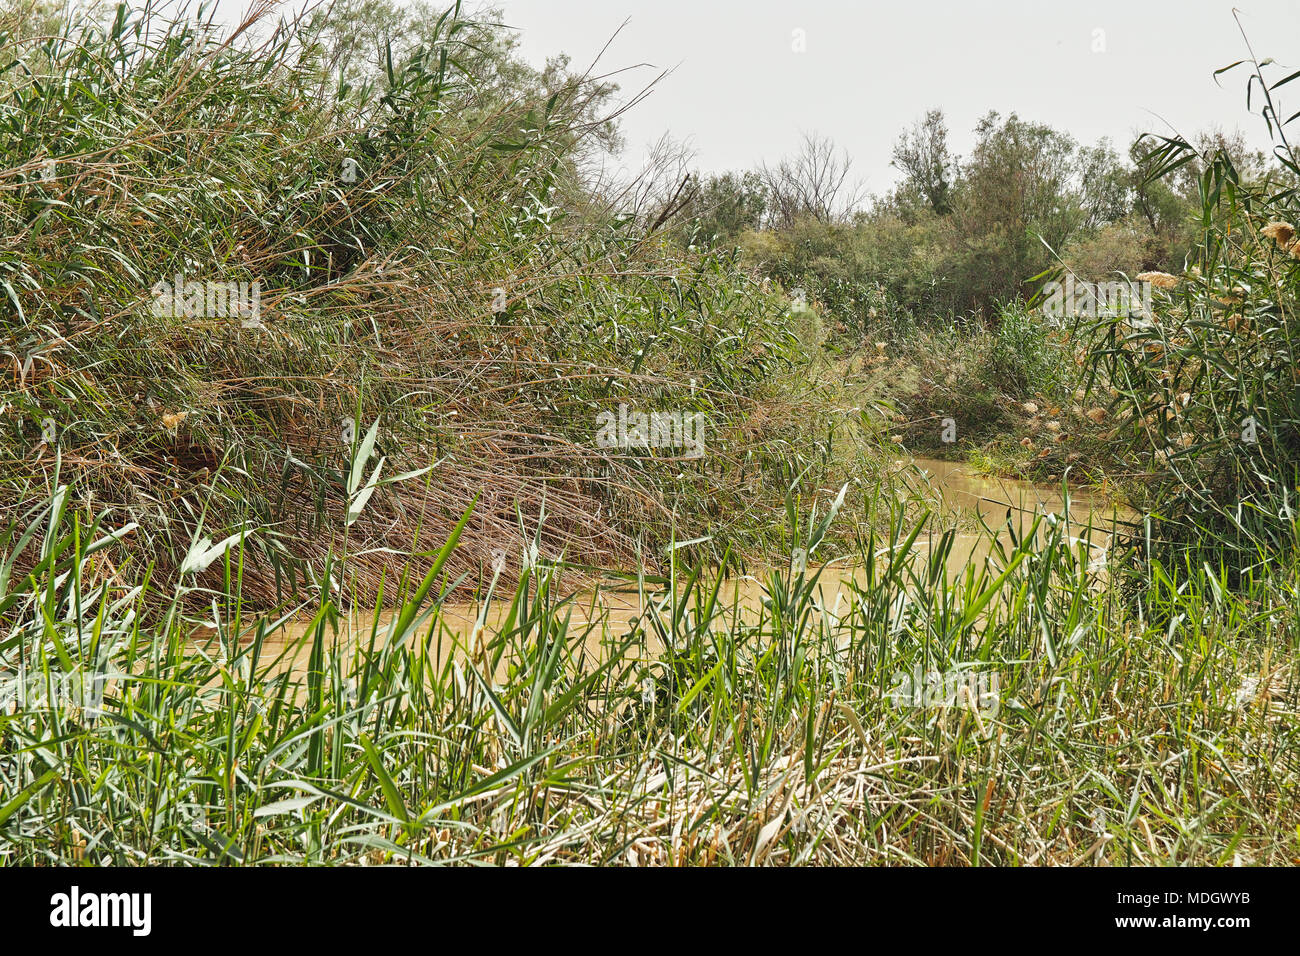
1 481 1295 866
0 0 862 609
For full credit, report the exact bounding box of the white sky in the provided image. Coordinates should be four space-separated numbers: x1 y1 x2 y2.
486 0 1300 194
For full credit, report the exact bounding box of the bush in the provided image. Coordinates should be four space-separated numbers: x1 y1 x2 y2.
984 302 1073 397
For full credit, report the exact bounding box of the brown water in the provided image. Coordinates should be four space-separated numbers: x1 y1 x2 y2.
195 457 1133 680
904 456 1130 570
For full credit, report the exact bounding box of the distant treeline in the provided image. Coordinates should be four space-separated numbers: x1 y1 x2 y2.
663 112 1295 326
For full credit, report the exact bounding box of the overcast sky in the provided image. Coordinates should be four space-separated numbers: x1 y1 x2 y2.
485 0 1300 195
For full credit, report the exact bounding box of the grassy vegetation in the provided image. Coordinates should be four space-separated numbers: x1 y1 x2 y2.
1073 130 1300 574
1 1 1298 867
1 474 1296 865
0 0 863 607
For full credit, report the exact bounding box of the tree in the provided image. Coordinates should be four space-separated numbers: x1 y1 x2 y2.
1076 140 1131 230
891 109 956 215
674 171 767 246
760 132 864 227
949 112 1114 315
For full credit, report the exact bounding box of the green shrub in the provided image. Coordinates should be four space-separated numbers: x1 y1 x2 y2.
985 302 1073 397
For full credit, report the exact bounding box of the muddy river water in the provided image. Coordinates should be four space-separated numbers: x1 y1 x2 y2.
203 457 1134 679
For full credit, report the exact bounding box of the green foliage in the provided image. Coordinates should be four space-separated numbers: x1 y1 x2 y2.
984 302 1073 397
723 110 1238 330
891 108 955 215
1 5 1298 870
1078 44 1300 570
944 113 1129 316
678 170 767 247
